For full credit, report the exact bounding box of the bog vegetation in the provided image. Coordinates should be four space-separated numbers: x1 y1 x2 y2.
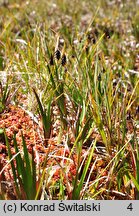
0 0 139 200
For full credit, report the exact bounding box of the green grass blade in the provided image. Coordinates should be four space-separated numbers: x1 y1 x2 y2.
72 139 96 199
13 134 25 177
21 132 34 199
129 172 139 199
33 88 51 140
31 146 37 198
4 131 21 198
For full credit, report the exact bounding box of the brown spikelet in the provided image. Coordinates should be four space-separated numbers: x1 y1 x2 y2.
49 54 54 65
55 49 61 60
61 54 67 66
98 74 101 81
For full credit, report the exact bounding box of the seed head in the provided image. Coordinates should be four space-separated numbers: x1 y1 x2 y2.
85 45 89 54
127 112 131 120
136 106 139 114
55 49 61 60
61 54 67 66
98 74 101 81
49 54 54 65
